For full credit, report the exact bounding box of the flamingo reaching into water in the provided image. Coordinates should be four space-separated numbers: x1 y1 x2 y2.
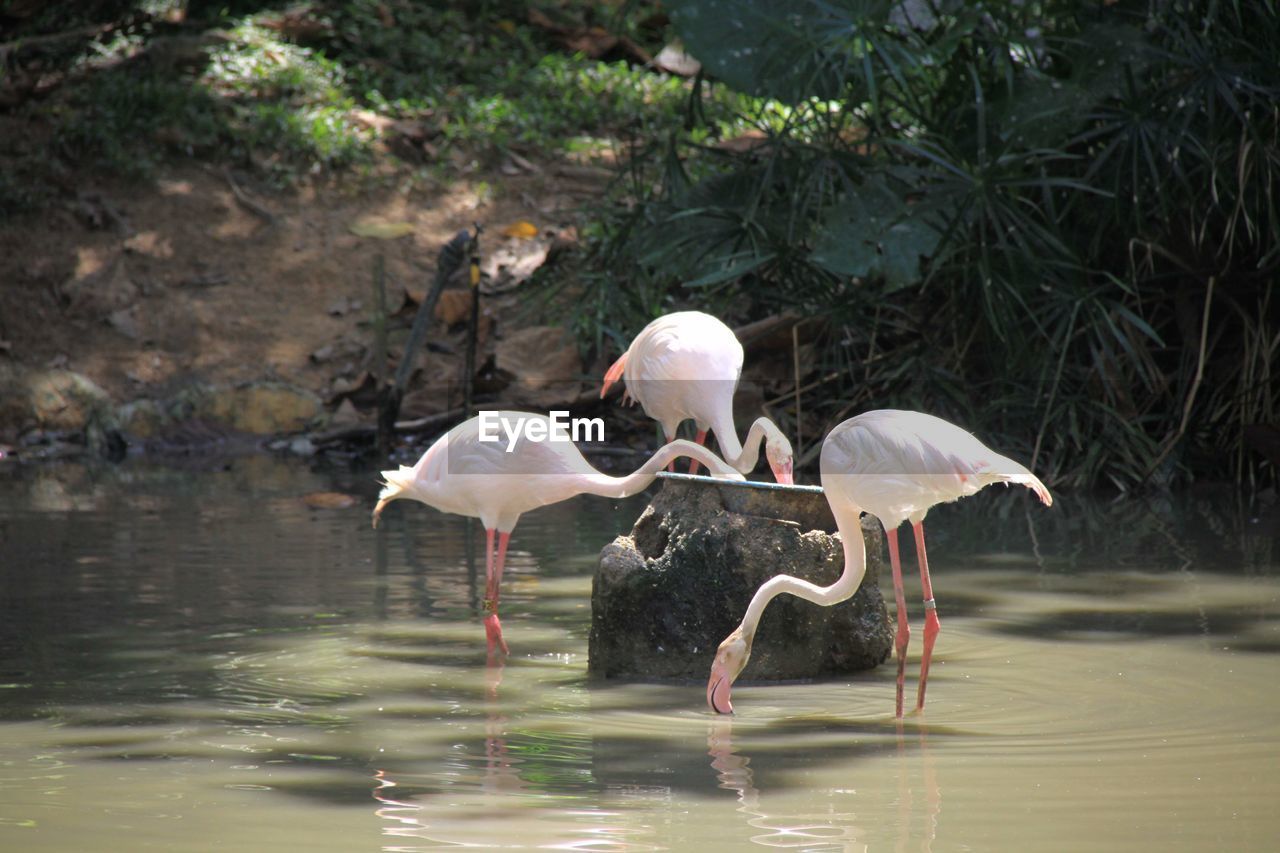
601 311 794 484
372 411 744 656
706 409 1052 717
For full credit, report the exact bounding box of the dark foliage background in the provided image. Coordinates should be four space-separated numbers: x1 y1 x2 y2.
3 1 1277 491
570 0 1279 492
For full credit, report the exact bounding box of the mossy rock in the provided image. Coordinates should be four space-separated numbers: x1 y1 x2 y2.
589 475 892 681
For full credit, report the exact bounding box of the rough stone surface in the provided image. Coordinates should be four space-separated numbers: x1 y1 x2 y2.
589 476 892 682
61 253 139 317
493 325 582 407
121 382 324 438
117 399 169 439
202 382 323 434
23 369 115 432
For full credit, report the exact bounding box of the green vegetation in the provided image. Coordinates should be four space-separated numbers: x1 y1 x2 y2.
2 1 752 188
3 1 1276 490
567 0 1280 492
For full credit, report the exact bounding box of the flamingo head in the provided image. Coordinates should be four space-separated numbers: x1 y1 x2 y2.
706 626 753 714
765 434 795 486
371 465 420 529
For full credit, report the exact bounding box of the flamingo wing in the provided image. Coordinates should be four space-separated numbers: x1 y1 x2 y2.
823 409 1051 526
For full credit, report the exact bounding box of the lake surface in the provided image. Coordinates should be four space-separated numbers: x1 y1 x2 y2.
2 456 1278 851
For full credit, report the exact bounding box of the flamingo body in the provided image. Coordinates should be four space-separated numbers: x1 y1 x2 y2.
603 311 743 439
825 409 1053 529
602 311 794 483
707 409 1052 716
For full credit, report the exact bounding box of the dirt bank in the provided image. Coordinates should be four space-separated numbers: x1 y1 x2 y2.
0 156 608 460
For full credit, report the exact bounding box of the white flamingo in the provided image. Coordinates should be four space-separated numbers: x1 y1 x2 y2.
373 411 743 656
707 409 1052 717
601 311 794 483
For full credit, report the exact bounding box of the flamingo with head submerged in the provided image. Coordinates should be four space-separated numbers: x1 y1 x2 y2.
373 411 744 656
601 311 794 484
706 409 1052 717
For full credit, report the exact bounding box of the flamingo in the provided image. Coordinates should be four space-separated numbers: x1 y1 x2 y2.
600 311 794 484
706 409 1052 717
372 411 744 656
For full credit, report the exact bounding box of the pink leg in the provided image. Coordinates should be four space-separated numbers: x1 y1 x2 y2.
687 429 708 474
886 526 910 719
491 533 510 604
483 527 495 600
482 529 511 657
913 521 940 712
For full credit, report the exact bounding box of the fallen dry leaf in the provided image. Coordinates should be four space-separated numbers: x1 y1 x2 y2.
302 491 357 509
349 219 416 239
435 289 473 326
501 220 539 239
526 8 651 63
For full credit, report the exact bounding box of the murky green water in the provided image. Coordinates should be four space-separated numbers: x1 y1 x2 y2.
2 457 1277 851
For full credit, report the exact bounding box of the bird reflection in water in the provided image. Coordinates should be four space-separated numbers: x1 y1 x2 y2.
479 656 526 797
707 717 940 851
370 655 523 847
369 534 526 843
894 720 941 853
371 767 424 844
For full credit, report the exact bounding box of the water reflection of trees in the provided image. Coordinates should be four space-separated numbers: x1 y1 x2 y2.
0 459 373 718
4 459 1277 849
707 717 941 851
932 488 1276 577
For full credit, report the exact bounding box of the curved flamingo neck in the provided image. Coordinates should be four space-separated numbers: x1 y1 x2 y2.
713 416 775 474
575 440 733 499
740 500 868 638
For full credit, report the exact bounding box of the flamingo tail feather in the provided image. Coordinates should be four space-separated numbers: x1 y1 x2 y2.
600 352 628 399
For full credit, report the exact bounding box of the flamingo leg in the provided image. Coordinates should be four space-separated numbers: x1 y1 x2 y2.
483 527 495 600
664 430 678 472
482 527 498 653
482 529 511 657
913 521 940 712
886 526 910 719
687 429 709 474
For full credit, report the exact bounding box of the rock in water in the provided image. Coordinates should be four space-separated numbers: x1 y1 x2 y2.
589 475 892 681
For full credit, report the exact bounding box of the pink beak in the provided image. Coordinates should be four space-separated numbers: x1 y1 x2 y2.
771 459 794 486
707 662 734 714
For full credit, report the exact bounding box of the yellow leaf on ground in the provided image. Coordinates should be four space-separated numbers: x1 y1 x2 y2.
349 219 416 239
500 220 539 239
